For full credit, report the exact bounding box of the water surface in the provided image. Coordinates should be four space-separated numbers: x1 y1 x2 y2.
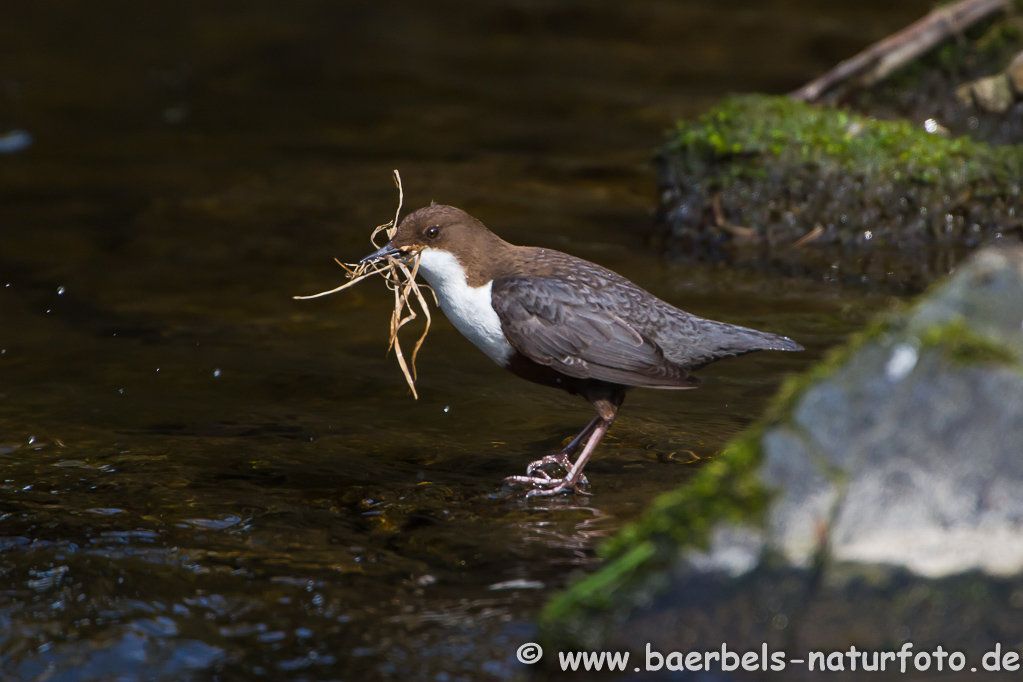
0 1 929 679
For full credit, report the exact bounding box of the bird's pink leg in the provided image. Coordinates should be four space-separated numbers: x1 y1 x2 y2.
503 416 613 496
523 417 611 497
503 390 623 497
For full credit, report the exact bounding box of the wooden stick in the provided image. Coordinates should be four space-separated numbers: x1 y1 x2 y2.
791 0 1009 102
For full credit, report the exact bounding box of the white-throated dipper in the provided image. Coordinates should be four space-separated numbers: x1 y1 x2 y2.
361 204 802 497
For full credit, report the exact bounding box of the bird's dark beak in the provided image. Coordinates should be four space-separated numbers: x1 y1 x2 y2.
359 243 404 265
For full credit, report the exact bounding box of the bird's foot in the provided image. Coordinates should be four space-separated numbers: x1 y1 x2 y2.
524 453 589 487
502 472 591 497
526 452 571 474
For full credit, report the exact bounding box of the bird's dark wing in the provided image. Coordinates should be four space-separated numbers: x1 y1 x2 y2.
491 276 699 389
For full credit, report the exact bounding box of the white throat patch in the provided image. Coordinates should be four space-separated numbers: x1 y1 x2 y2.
416 249 514 366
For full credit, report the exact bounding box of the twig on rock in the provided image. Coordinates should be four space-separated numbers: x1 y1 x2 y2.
791 0 1009 102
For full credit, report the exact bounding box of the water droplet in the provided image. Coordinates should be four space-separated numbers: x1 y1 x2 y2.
886 343 918 382
57 286 65 295
28 436 35 444
443 406 450 413
213 369 221 377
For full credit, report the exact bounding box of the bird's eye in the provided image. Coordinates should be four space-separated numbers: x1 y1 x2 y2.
425 226 440 239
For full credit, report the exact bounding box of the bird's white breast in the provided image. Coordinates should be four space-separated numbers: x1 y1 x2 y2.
415 249 514 366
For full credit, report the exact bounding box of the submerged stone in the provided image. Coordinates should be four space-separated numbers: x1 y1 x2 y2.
542 246 1023 665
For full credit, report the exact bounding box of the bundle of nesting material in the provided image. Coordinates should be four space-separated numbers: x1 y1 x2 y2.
295 170 434 398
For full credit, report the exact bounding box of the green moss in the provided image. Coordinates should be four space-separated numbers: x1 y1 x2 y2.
603 427 768 559
664 95 1023 188
882 10 1023 88
886 13 1021 84
768 316 1018 425
658 9 1023 287
541 305 919 628
767 315 900 422
542 541 656 623
973 14 1023 54
541 293 1021 630
541 426 769 625
919 319 1019 365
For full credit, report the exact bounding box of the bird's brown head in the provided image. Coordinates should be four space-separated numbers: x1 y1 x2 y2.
360 204 507 272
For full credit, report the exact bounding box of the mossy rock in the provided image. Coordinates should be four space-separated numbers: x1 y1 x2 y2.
657 95 1023 291
541 247 1023 662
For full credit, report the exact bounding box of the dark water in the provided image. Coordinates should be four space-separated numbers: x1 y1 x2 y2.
1 1 931 680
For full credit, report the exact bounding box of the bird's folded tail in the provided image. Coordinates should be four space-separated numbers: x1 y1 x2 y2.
668 319 803 371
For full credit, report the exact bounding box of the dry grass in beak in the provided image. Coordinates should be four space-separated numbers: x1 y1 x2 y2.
293 170 435 398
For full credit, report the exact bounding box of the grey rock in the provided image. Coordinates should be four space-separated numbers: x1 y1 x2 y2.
546 247 1023 672
908 247 1023 353
721 246 1023 580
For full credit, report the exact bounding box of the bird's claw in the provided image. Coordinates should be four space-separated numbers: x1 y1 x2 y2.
503 473 591 497
523 454 588 487
526 453 572 475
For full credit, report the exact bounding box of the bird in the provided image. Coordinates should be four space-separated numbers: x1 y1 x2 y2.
360 204 802 497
